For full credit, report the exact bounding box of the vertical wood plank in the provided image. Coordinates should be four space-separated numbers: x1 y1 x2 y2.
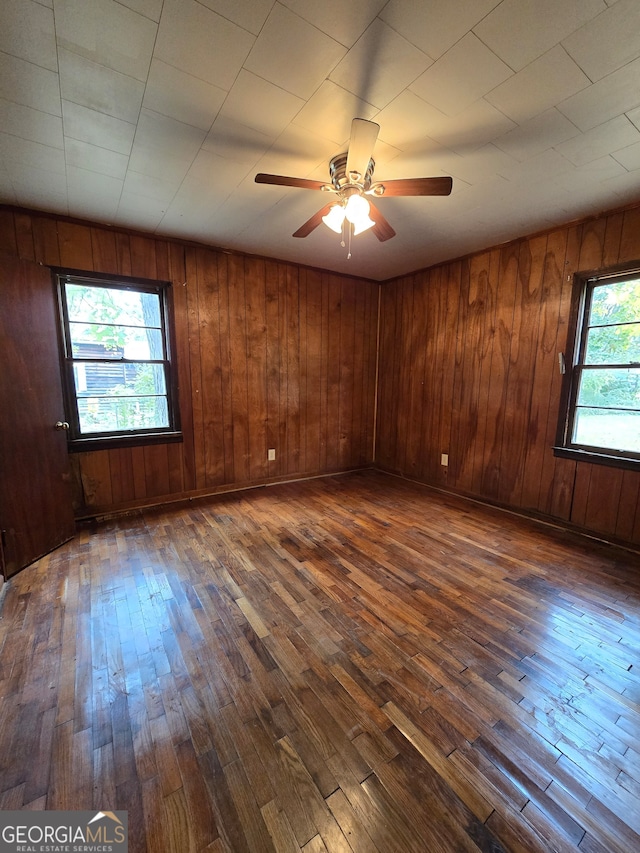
437 262 461 490
471 250 499 497
361 280 378 466
57 221 94 269
615 471 640 542
318 272 330 474
404 274 427 480
546 224 582 522
583 466 625 536
218 255 235 485
169 242 195 493
197 249 225 488
338 279 356 470
129 234 158 280
246 257 268 482
155 239 171 282
521 229 566 511
0 209 18 253
228 254 250 483
78 450 113 509
185 247 206 490
357 279 374 467
285 266 300 474
578 217 606 269
570 464 592 529
420 267 440 484
32 216 61 266
504 235 546 507
265 260 281 478
110 447 136 507
131 446 148 501
326 275 342 473
14 213 36 260
298 267 310 475
618 207 640 261
143 444 170 498
396 276 414 475
303 269 323 474
450 256 485 493
481 246 518 500
91 229 119 274
602 211 624 267
116 233 132 276
375 281 399 470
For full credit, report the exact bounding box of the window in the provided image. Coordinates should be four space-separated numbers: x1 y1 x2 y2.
56 270 181 450
556 267 640 468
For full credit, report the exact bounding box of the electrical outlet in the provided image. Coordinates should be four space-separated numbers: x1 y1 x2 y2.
268 448 276 461
441 453 449 466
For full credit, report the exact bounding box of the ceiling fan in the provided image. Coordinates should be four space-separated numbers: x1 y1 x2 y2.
255 118 453 248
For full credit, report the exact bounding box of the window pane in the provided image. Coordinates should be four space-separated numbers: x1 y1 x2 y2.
69 322 164 360
576 367 640 409
73 362 166 397
589 278 640 326
584 323 640 365
65 283 161 328
78 396 169 434
573 408 640 453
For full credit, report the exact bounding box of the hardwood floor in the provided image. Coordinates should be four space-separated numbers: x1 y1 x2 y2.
1 470 640 852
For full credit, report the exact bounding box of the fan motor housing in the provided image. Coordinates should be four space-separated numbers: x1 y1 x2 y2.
329 153 375 192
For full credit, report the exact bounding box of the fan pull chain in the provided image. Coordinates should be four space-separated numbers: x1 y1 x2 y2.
338 218 354 259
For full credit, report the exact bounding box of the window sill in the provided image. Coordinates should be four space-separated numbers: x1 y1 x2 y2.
553 446 640 472
68 431 183 453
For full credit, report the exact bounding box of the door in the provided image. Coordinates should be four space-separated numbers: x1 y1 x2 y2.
0 254 76 577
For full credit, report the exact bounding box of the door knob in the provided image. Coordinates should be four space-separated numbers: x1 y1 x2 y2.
55 421 70 431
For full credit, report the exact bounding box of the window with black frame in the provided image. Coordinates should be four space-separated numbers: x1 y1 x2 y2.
56 271 181 450
556 268 640 467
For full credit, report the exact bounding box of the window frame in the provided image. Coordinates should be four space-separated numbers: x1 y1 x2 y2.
54 268 182 452
554 262 640 471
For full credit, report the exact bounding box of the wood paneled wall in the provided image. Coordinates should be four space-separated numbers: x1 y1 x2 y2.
376 206 640 547
2 203 640 548
0 209 378 515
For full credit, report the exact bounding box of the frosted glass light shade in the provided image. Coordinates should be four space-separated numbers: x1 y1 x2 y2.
322 204 346 233
345 194 375 234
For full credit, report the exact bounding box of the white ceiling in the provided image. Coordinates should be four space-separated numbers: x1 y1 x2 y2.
2 0 640 280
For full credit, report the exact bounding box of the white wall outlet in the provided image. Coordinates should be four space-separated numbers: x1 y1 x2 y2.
441 453 449 466
268 448 276 461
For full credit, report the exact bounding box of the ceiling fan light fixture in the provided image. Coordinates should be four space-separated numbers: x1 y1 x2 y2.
255 118 450 247
322 203 346 233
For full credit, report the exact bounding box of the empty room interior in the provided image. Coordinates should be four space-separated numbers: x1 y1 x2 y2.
2 1 640 851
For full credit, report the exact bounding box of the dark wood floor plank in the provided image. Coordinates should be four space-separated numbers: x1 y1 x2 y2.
1 471 640 851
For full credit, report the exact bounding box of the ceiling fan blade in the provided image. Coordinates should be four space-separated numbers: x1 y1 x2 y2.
255 173 327 191
293 202 337 238
368 201 396 242
371 176 453 197
345 118 380 181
